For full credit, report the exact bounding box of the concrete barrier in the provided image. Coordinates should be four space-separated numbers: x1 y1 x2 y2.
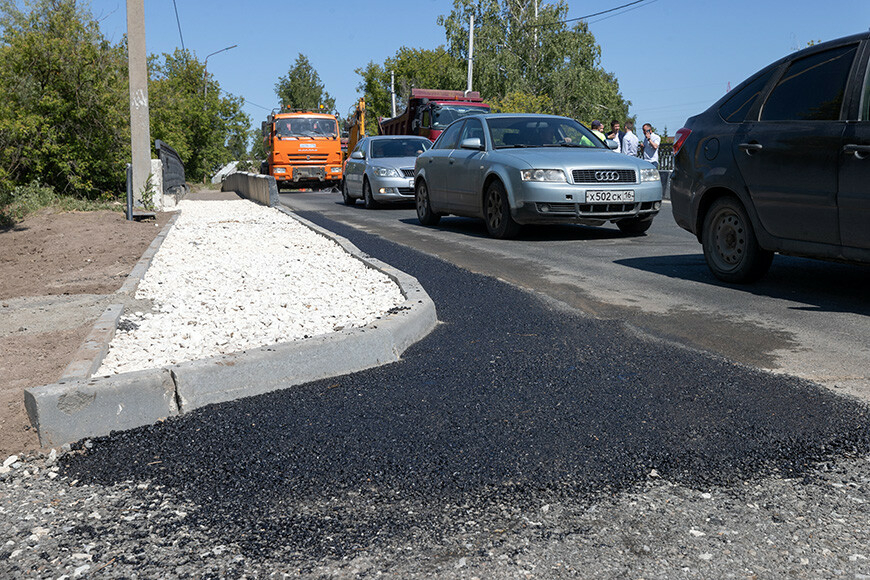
24 203 438 447
221 172 278 207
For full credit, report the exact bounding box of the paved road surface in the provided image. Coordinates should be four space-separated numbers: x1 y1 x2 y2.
281 190 870 403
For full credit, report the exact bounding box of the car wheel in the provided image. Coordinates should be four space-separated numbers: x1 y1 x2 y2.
363 178 379 209
484 180 521 239
415 179 440 226
341 180 356 206
702 196 773 283
617 216 654 235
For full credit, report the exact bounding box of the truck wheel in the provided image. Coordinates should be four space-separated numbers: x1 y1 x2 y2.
701 196 773 283
415 179 440 226
484 180 520 239
341 180 356 205
617 216 654 235
363 179 379 209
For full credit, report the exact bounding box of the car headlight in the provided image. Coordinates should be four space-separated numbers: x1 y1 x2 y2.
640 168 660 182
372 166 400 177
520 169 566 182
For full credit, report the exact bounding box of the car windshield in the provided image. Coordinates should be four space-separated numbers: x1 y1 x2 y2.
370 138 431 159
275 117 337 138
488 117 602 149
431 105 491 129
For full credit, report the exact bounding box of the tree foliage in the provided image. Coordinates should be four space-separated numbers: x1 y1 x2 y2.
275 54 335 112
148 49 250 182
0 0 129 198
356 47 465 134
437 0 631 123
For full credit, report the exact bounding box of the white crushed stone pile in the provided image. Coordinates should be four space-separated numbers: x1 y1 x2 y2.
97 200 404 375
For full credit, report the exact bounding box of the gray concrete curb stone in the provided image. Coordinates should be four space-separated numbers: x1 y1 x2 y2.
25 202 437 447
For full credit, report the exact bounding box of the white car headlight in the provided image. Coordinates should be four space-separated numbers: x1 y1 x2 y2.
273 167 286 174
520 169 566 182
640 168 660 182
372 166 400 177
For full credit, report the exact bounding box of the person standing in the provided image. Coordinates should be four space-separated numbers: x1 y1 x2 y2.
606 120 623 153
622 121 639 157
590 120 606 141
641 123 661 169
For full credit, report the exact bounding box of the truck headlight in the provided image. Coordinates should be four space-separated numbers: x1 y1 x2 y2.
330 167 341 173
521 169 566 182
274 168 286 174
640 168 660 182
372 166 400 177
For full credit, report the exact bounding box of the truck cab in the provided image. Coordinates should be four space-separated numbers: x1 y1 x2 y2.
261 110 343 190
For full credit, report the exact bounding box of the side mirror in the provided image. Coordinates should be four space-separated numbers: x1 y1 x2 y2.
459 137 484 151
605 138 619 150
350 151 365 160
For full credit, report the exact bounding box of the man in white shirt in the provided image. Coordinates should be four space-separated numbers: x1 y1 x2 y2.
641 123 661 168
622 121 639 157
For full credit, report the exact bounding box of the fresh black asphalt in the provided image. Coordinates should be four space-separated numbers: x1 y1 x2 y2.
63 211 870 563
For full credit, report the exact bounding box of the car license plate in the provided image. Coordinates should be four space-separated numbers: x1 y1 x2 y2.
585 190 634 203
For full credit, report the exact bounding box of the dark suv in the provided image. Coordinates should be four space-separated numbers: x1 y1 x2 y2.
670 32 870 282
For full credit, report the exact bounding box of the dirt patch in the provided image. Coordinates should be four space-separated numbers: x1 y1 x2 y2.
0 208 171 456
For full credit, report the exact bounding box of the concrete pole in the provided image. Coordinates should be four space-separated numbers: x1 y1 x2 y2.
126 0 151 207
467 15 474 93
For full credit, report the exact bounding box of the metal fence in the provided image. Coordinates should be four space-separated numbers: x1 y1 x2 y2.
155 139 187 195
635 141 673 170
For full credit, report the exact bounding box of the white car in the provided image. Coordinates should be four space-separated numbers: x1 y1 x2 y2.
342 136 432 208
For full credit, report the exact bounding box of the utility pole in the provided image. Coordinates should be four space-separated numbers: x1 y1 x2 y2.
204 44 237 99
391 70 396 117
126 0 151 207
467 15 474 94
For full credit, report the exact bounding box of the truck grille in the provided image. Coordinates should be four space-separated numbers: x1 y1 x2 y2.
286 154 329 164
572 169 636 184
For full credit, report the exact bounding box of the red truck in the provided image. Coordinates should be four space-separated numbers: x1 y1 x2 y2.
379 89 490 142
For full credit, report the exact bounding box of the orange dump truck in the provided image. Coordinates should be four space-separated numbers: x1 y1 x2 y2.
260 109 343 190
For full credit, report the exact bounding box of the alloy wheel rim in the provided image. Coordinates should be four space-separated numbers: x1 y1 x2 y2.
487 190 501 229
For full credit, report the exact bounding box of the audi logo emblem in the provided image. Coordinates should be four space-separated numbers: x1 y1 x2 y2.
595 171 620 181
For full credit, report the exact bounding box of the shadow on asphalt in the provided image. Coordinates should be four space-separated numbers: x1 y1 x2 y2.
396 216 632 242
616 253 870 316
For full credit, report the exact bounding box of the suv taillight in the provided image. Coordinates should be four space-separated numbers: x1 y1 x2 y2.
673 128 691 156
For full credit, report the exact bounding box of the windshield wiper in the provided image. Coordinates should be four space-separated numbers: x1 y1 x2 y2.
541 142 585 147
495 144 529 149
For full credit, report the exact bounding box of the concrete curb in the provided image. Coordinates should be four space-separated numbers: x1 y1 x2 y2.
25 202 437 447
57 214 179 383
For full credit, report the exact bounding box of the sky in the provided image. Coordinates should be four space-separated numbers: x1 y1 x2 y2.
86 0 870 138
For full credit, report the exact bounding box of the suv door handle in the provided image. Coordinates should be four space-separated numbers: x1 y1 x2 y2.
843 144 870 159
738 142 763 154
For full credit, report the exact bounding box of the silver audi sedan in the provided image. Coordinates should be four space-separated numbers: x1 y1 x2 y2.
414 114 663 238
342 136 431 208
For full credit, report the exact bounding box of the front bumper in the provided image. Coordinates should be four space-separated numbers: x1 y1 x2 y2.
369 174 416 203
273 165 343 184
509 181 663 225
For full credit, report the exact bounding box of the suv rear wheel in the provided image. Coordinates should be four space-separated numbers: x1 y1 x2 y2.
702 196 773 283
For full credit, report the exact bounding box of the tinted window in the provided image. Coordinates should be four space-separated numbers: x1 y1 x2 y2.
718 68 776 123
761 44 858 121
370 138 430 158
861 59 870 121
432 121 464 150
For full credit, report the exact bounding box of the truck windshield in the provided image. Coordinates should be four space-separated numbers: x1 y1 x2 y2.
275 118 337 138
431 105 491 129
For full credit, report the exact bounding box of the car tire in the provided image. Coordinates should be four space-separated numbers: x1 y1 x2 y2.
701 196 773 283
484 180 521 239
415 179 440 226
341 180 356 206
617 216 654 235
363 178 379 209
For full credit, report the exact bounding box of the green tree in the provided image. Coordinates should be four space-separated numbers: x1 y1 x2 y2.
0 0 129 199
438 0 630 123
275 54 335 112
148 48 250 182
356 46 465 134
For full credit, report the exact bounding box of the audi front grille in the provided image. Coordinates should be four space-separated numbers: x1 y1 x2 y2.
572 169 636 184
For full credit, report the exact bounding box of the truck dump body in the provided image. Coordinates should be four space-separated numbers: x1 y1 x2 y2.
379 89 491 141
261 111 343 189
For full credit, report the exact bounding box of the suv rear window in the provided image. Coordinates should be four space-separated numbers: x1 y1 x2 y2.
760 44 858 121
